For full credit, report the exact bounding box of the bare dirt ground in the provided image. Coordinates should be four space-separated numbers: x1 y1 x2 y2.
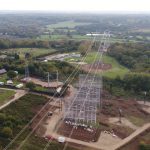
101 92 150 119
30 103 59 136
138 101 150 114
33 90 150 150
108 117 139 130
31 86 76 136
97 132 122 148
115 124 150 150
82 62 112 72
29 77 63 88
57 121 99 142
43 108 62 136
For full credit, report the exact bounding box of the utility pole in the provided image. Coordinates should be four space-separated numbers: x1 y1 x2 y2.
144 91 147 105
56 70 58 86
118 108 122 123
59 98 63 112
47 72 50 87
25 63 29 81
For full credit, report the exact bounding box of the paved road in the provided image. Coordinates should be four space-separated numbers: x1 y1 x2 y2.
0 88 27 110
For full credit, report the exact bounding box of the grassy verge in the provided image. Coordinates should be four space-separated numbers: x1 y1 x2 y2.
0 89 16 106
127 116 149 127
102 54 129 78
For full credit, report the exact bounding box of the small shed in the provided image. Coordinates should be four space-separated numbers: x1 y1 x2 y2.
0 69 7 75
0 55 7 60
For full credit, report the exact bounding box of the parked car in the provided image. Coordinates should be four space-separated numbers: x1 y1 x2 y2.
47 111 53 117
0 82 4 85
16 83 23 88
44 135 55 141
58 136 66 143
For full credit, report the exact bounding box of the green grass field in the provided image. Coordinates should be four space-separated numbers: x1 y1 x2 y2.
82 52 129 78
0 74 7 82
37 34 93 41
47 20 91 29
0 89 15 106
102 54 129 78
66 51 129 78
0 74 24 85
37 34 136 43
2 48 57 59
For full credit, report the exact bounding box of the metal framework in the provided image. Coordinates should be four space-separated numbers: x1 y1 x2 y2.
64 32 110 124
64 75 101 124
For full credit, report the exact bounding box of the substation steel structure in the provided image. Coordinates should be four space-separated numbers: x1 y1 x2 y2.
64 32 110 124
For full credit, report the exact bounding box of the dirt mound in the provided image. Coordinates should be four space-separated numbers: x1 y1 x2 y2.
100 98 149 119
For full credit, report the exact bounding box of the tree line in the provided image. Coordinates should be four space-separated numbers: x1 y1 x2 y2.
0 39 80 51
108 43 150 73
104 73 150 100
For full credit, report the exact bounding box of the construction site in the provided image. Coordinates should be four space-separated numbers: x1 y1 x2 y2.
30 32 150 150
15 32 147 150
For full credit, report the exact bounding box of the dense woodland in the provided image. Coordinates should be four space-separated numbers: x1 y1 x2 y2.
105 42 150 99
108 43 150 73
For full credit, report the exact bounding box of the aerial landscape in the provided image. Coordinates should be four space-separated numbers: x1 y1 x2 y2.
0 0 150 150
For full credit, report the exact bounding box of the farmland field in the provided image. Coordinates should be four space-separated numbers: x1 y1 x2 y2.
47 20 91 29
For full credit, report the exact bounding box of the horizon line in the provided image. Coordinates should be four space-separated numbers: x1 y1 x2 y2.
0 10 150 14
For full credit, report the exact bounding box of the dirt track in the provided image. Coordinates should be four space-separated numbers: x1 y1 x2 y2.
36 90 150 150
138 101 150 114
108 117 139 130
112 123 150 150
29 77 62 88
0 88 27 110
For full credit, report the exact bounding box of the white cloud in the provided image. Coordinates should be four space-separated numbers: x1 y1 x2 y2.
0 0 150 12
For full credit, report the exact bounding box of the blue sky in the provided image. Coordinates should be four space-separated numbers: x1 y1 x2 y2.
0 0 150 12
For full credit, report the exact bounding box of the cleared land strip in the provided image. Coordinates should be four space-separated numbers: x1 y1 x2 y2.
111 123 150 150
0 88 27 110
48 123 150 150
